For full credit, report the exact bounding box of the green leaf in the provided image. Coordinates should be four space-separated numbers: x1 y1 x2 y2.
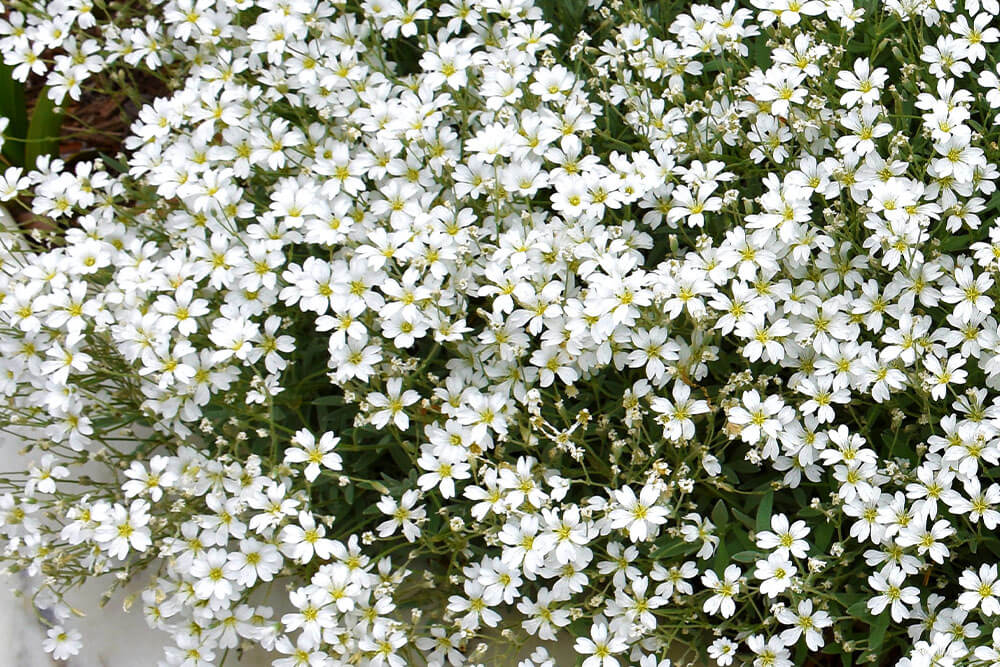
822 641 844 655
868 612 890 655
25 88 64 169
731 508 755 530
651 538 698 560
723 465 739 485
99 152 128 174
711 499 729 529
794 642 807 666
712 539 729 573
814 521 835 554
383 440 411 471
846 599 874 620
312 395 344 406
755 490 773 533
751 37 770 69
984 537 1000 559
0 63 27 165
729 529 755 553
939 232 974 254
730 550 760 563
0 64 27 135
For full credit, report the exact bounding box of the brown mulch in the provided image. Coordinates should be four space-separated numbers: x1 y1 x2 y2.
12 69 169 231
21 70 168 160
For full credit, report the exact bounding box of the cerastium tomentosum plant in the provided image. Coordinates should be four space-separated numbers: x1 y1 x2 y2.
4 0 1000 666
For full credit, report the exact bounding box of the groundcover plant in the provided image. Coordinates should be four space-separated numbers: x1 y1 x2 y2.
8 0 1000 664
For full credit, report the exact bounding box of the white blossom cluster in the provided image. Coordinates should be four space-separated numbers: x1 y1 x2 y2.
6 0 1000 665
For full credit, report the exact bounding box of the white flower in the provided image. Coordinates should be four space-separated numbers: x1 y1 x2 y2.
868 567 920 622
668 183 722 228
751 0 824 26
701 565 741 618
279 511 335 564
753 551 796 598
922 354 968 400
746 634 793 667
43 626 83 661
650 381 710 441
272 634 328 667
284 429 343 482
708 637 738 666
376 489 426 542
895 516 954 564
776 599 832 650
608 484 669 542
26 453 70 496
121 455 176 502
93 499 152 559
517 587 571 641
227 538 283 587
498 515 556 576
416 449 471 499
728 390 790 448
959 564 1000 616
190 547 236 600
574 620 627 667
945 476 1000 528
208 315 259 363
677 512 719 559
755 513 810 558
368 377 421 430
448 580 502 631
836 104 892 156
835 57 888 107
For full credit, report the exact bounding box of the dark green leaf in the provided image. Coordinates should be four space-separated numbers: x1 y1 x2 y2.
723 465 739 485
388 447 411 470
99 152 128 174
0 63 26 165
711 499 729 529
731 508 755 530
755 490 773 533
868 612 890 654
984 538 1000 559
712 539 729 573
730 550 760 563
312 395 344 406
846 600 874 620
25 88 64 169
651 538 698 560
823 641 844 655
814 521 835 554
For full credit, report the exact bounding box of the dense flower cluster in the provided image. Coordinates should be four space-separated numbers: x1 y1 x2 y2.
6 0 1000 665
